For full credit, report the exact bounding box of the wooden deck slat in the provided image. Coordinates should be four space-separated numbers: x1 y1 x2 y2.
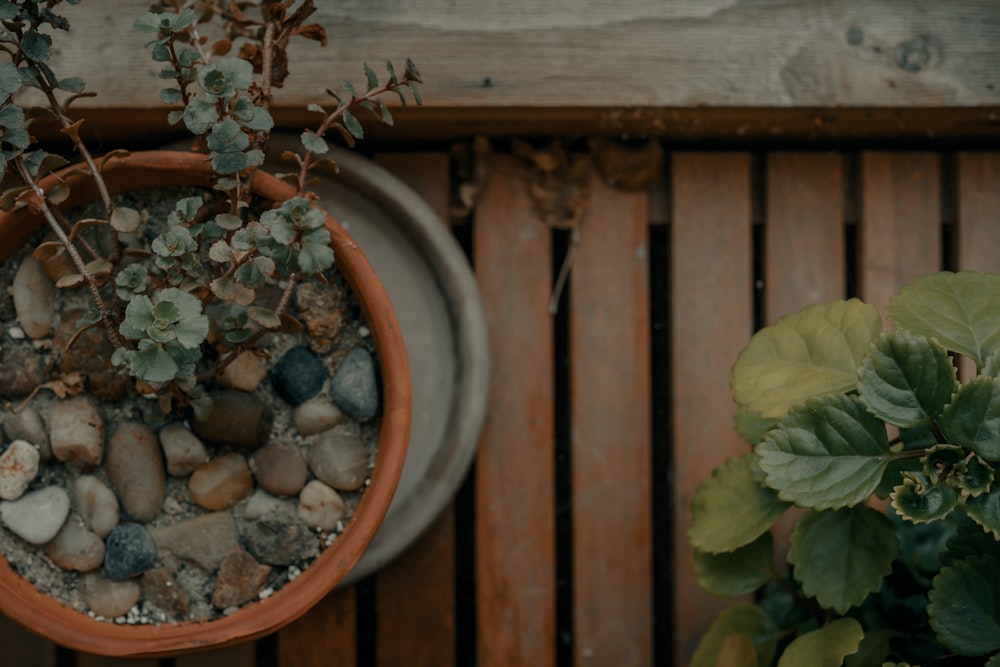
75 656 158 667
956 152 1000 272
277 588 356 667
175 643 255 667
473 155 556 667
373 154 456 667
0 616 56 667
569 174 651 666
858 152 941 316
671 153 753 666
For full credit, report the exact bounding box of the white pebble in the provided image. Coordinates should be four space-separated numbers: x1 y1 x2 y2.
7 327 24 340
297 480 347 531
0 486 70 544
0 439 39 500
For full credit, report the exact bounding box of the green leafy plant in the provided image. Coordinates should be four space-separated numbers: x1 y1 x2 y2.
0 0 421 415
689 271 1000 667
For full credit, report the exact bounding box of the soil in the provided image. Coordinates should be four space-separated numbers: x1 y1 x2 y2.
0 185 380 624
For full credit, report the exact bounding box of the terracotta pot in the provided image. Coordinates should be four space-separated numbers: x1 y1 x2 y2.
0 151 411 657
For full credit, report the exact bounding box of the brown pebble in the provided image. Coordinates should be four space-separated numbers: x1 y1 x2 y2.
294 281 345 354
49 395 104 468
188 452 253 511
190 390 273 449
158 422 209 477
212 549 272 609
44 515 105 572
3 406 52 460
73 475 119 538
0 343 46 399
12 257 56 339
104 422 166 522
54 309 129 400
306 432 369 491
81 572 140 618
217 350 268 392
249 441 308 497
291 398 344 436
142 567 191 620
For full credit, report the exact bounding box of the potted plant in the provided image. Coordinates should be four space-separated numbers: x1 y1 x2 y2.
0 0 416 657
688 271 1000 667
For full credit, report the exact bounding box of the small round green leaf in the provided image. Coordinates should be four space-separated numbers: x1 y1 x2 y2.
246 306 281 329
691 603 779 667
732 299 881 419
775 618 864 667
891 473 960 524
965 485 1000 539
693 532 773 597
929 555 1000 656
756 394 892 509
940 377 1000 461
788 507 897 613
889 271 1000 369
131 344 179 382
110 206 141 233
858 330 957 427
688 455 790 554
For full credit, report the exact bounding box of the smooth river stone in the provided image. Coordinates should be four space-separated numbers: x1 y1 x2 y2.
271 345 328 406
306 432 369 491
149 511 239 572
81 573 141 619
188 452 253 511
49 395 105 468
328 347 379 421
12 257 56 339
249 441 308 497
103 523 157 580
158 422 209 477
291 398 344 436
3 406 51 460
44 515 105 572
297 480 346 531
217 350 268 392
105 422 165 522
73 475 120 538
0 486 70 544
0 439 39 500
190 390 273 449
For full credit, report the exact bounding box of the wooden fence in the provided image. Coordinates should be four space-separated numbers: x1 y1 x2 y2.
2 147 999 666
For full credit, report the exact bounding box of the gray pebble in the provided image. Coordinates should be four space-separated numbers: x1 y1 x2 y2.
49 395 105 468
81 572 141 618
158 422 209 477
238 507 319 566
329 347 379 421
105 422 166 522
12 257 56 339
0 485 70 544
149 511 239 572
44 515 105 572
271 345 328 406
73 475 119 538
291 398 344 436
3 406 51 460
103 523 157 580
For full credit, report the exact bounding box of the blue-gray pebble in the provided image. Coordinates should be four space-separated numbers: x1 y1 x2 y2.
329 347 379 421
271 346 328 406
103 523 157 580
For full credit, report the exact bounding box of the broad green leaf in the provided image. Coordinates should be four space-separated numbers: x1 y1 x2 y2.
297 241 334 273
776 618 864 667
928 555 1000 656
940 377 1000 461
131 345 179 382
171 315 209 349
734 405 777 445
208 240 233 263
688 455 790 554
693 532 773 597
943 520 1000 566
756 394 892 509
857 331 957 427
691 604 779 667
731 299 881 419
891 473 959 524
888 271 1000 369
788 507 897 613
301 129 329 155
0 61 21 97
965 485 1000 539
22 30 52 62
715 633 757 667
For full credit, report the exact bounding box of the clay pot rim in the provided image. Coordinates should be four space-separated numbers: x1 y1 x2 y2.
0 150 411 657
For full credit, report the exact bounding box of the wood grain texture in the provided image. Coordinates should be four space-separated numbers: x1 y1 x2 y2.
174 643 255 667
0 617 56 667
44 1 1000 112
570 175 651 666
372 153 456 667
956 152 1000 273
473 156 556 667
671 153 753 666
858 152 941 316
277 588 356 667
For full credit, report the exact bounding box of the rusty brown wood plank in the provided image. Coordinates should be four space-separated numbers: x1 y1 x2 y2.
858 152 941 317
174 643 256 667
277 588 356 667
0 617 56 667
569 174 651 666
473 155 556 667
956 152 1000 273
372 153 456 667
671 153 753 666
